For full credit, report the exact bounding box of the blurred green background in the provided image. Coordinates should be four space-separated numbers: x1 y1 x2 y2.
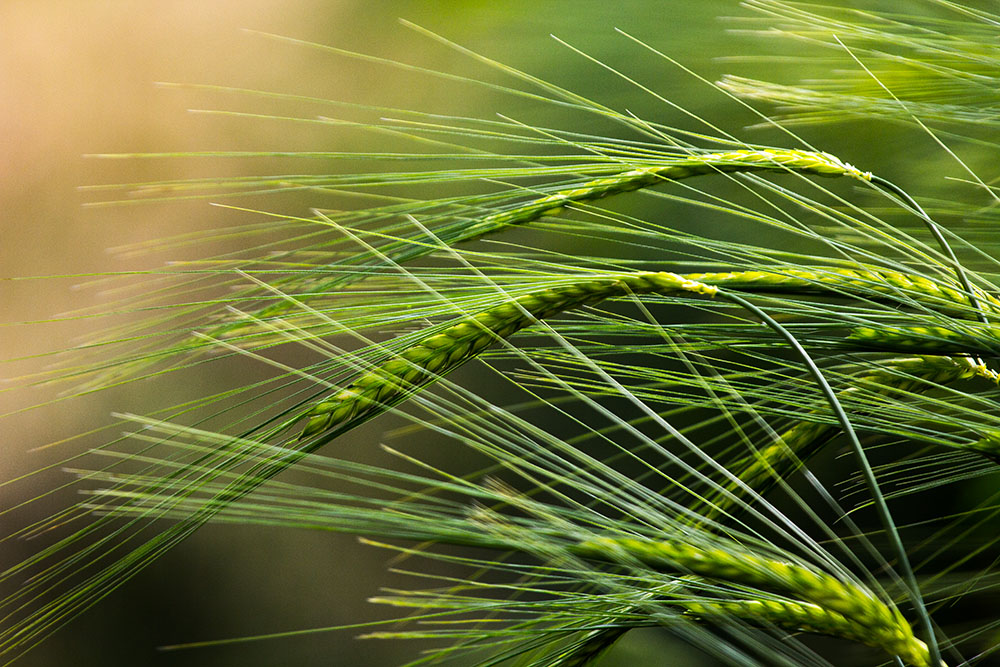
3 1 990 665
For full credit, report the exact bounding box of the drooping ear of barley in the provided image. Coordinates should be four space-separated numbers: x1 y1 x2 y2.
298 271 718 439
849 323 1000 356
567 535 932 666
206 147 877 341
298 265 999 444
682 598 932 667
457 148 872 241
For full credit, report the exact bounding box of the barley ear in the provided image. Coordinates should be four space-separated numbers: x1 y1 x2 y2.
849 324 1000 355
683 598 935 667
568 535 928 665
299 272 718 440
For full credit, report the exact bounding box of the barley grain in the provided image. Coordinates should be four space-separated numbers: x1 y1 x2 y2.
461 148 871 240
690 267 1000 318
300 272 718 438
570 535 930 666
683 598 933 666
217 148 875 334
849 323 1000 355
301 267 997 441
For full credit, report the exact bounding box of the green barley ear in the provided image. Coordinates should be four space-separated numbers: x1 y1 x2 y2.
848 323 1000 356
144 146 883 369
298 272 717 438
169 272 721 536
682 598 933 667
568 535 921 647
297 265 1000 446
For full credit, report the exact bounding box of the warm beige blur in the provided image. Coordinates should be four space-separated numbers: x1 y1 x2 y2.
3 0 350 371
0 4 417 666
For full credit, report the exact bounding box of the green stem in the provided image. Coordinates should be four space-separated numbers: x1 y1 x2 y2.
719 292 942 667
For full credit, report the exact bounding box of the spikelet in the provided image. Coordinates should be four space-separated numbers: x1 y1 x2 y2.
684 598 933 667
572 535 932 666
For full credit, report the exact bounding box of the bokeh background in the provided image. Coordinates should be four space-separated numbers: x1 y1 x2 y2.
3 2 992 665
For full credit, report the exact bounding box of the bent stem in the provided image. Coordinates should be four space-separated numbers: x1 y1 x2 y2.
718 290 941 667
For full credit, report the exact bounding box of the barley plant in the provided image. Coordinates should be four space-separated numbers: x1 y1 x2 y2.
5 1 1000 665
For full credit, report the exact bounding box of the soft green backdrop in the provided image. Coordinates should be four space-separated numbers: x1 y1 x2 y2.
3 2 985 665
